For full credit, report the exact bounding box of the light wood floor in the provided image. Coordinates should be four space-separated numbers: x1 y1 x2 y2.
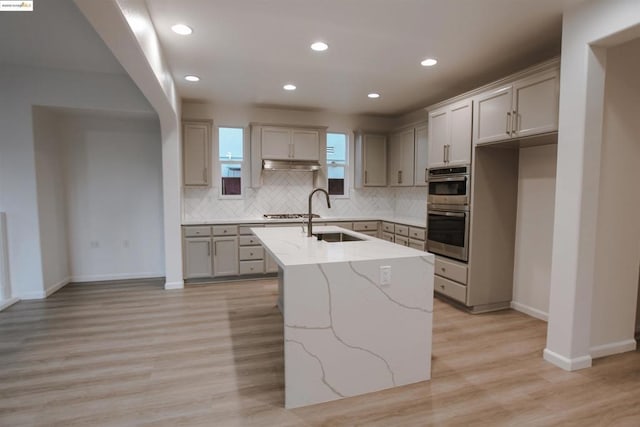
1 279 639 426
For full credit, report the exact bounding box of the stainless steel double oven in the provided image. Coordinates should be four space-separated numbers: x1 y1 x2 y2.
426 165 470 262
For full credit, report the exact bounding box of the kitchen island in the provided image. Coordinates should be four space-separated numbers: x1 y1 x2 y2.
252 226 434 409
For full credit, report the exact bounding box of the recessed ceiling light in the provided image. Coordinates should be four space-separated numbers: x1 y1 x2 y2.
283 84 297 91
421 58 438 67
368 93 380 99
311 41 328 52
184 75 200 82
171 24 193 35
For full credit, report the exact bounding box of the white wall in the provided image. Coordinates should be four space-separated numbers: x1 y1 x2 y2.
33 108 70 294
60 112 164 282
0 64 154 299
511 144 557 321
545 0 640 371
181 101 427 222
589 37 640 356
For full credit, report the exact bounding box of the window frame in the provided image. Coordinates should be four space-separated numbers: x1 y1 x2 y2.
326 131 350 199
216 126 245 200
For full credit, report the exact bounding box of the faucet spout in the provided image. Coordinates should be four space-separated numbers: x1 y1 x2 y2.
308 188 331 237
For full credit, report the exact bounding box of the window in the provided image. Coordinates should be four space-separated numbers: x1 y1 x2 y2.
218 127 243 197
327 133 348 196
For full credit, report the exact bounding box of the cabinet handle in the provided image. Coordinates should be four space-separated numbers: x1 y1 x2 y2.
506 112 512 136
207 241 211 256
443 145 446 163
425 168 428 183
214 242 217 256
445 144 450 163
512 110 518 135
398 170 402 184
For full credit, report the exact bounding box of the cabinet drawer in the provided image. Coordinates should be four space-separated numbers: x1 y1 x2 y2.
239 235 261 246
395 235 409 246
239 224 262 235
435 257 468 285
381 232 394 242
184 226 211 237
394 224 409 236
212 225 238 236
239 246 264 261
409 239 425 251
434 275 467 304
361 230 379 238
382 222 394 233
409 227 426 241
353 221 378 232
240 260 265 275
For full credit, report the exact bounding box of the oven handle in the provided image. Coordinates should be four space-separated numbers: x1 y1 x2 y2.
428 210 466 218
428 175 468 183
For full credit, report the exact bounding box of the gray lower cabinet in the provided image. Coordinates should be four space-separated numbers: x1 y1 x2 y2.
213 236 238 277
184 237 212 278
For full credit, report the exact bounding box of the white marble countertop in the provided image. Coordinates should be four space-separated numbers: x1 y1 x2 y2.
252 226 433 267
182 215 426 228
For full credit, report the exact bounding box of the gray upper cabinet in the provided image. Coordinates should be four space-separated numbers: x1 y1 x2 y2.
473 68 559 145
388 128 415 186
355 131 387 187
428 99 472 168
413 124 428 186
260 126 320 160
183 121 211 187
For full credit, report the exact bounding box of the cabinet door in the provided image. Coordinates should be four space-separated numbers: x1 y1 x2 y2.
292 129 320 160
427 108 448 168
184 237 212 278
398 128 415 186
414 124 428 186
513 69 559 138
473 86 513 145
183 122 210 187
448 99 473 165
363 134 387 186
261 127 291 159
388 131 402 186
213 237 238 277
265 252 278 273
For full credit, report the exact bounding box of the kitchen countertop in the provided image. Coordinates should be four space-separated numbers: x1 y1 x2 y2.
251 226 432 267
182 215 426 228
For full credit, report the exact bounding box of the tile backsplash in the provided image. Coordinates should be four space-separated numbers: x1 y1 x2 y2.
183 171 427 222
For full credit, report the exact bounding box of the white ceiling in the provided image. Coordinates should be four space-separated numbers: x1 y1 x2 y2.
146 0 583 116
0 0 125 75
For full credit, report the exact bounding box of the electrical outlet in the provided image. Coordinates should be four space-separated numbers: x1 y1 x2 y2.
379 266 391 286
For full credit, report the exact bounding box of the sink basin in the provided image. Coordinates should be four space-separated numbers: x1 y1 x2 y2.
313 232 363 242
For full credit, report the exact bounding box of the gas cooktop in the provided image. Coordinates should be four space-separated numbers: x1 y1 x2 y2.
263 213 321 219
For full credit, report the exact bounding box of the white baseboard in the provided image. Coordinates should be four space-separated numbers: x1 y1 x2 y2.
45 277 70 297
70 272 165 283
543 348 592 371
510 301 548 321
164 280 184 290
0 297 19 311
590 339 637 359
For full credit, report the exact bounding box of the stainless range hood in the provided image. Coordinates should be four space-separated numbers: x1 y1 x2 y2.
262 159 321 171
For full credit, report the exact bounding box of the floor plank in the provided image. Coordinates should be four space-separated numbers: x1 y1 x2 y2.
0 278 638 426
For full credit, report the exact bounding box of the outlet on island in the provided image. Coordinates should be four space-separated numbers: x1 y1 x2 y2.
379 266 391 286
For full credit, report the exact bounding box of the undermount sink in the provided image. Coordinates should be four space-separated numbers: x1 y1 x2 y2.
313 232 363 243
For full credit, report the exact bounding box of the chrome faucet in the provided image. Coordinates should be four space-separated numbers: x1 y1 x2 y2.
307 188 331 237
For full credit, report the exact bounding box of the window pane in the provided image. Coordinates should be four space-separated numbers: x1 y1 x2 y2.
327 133 346 163
328 165 344 196
219 127 243 161
221 164 241 195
